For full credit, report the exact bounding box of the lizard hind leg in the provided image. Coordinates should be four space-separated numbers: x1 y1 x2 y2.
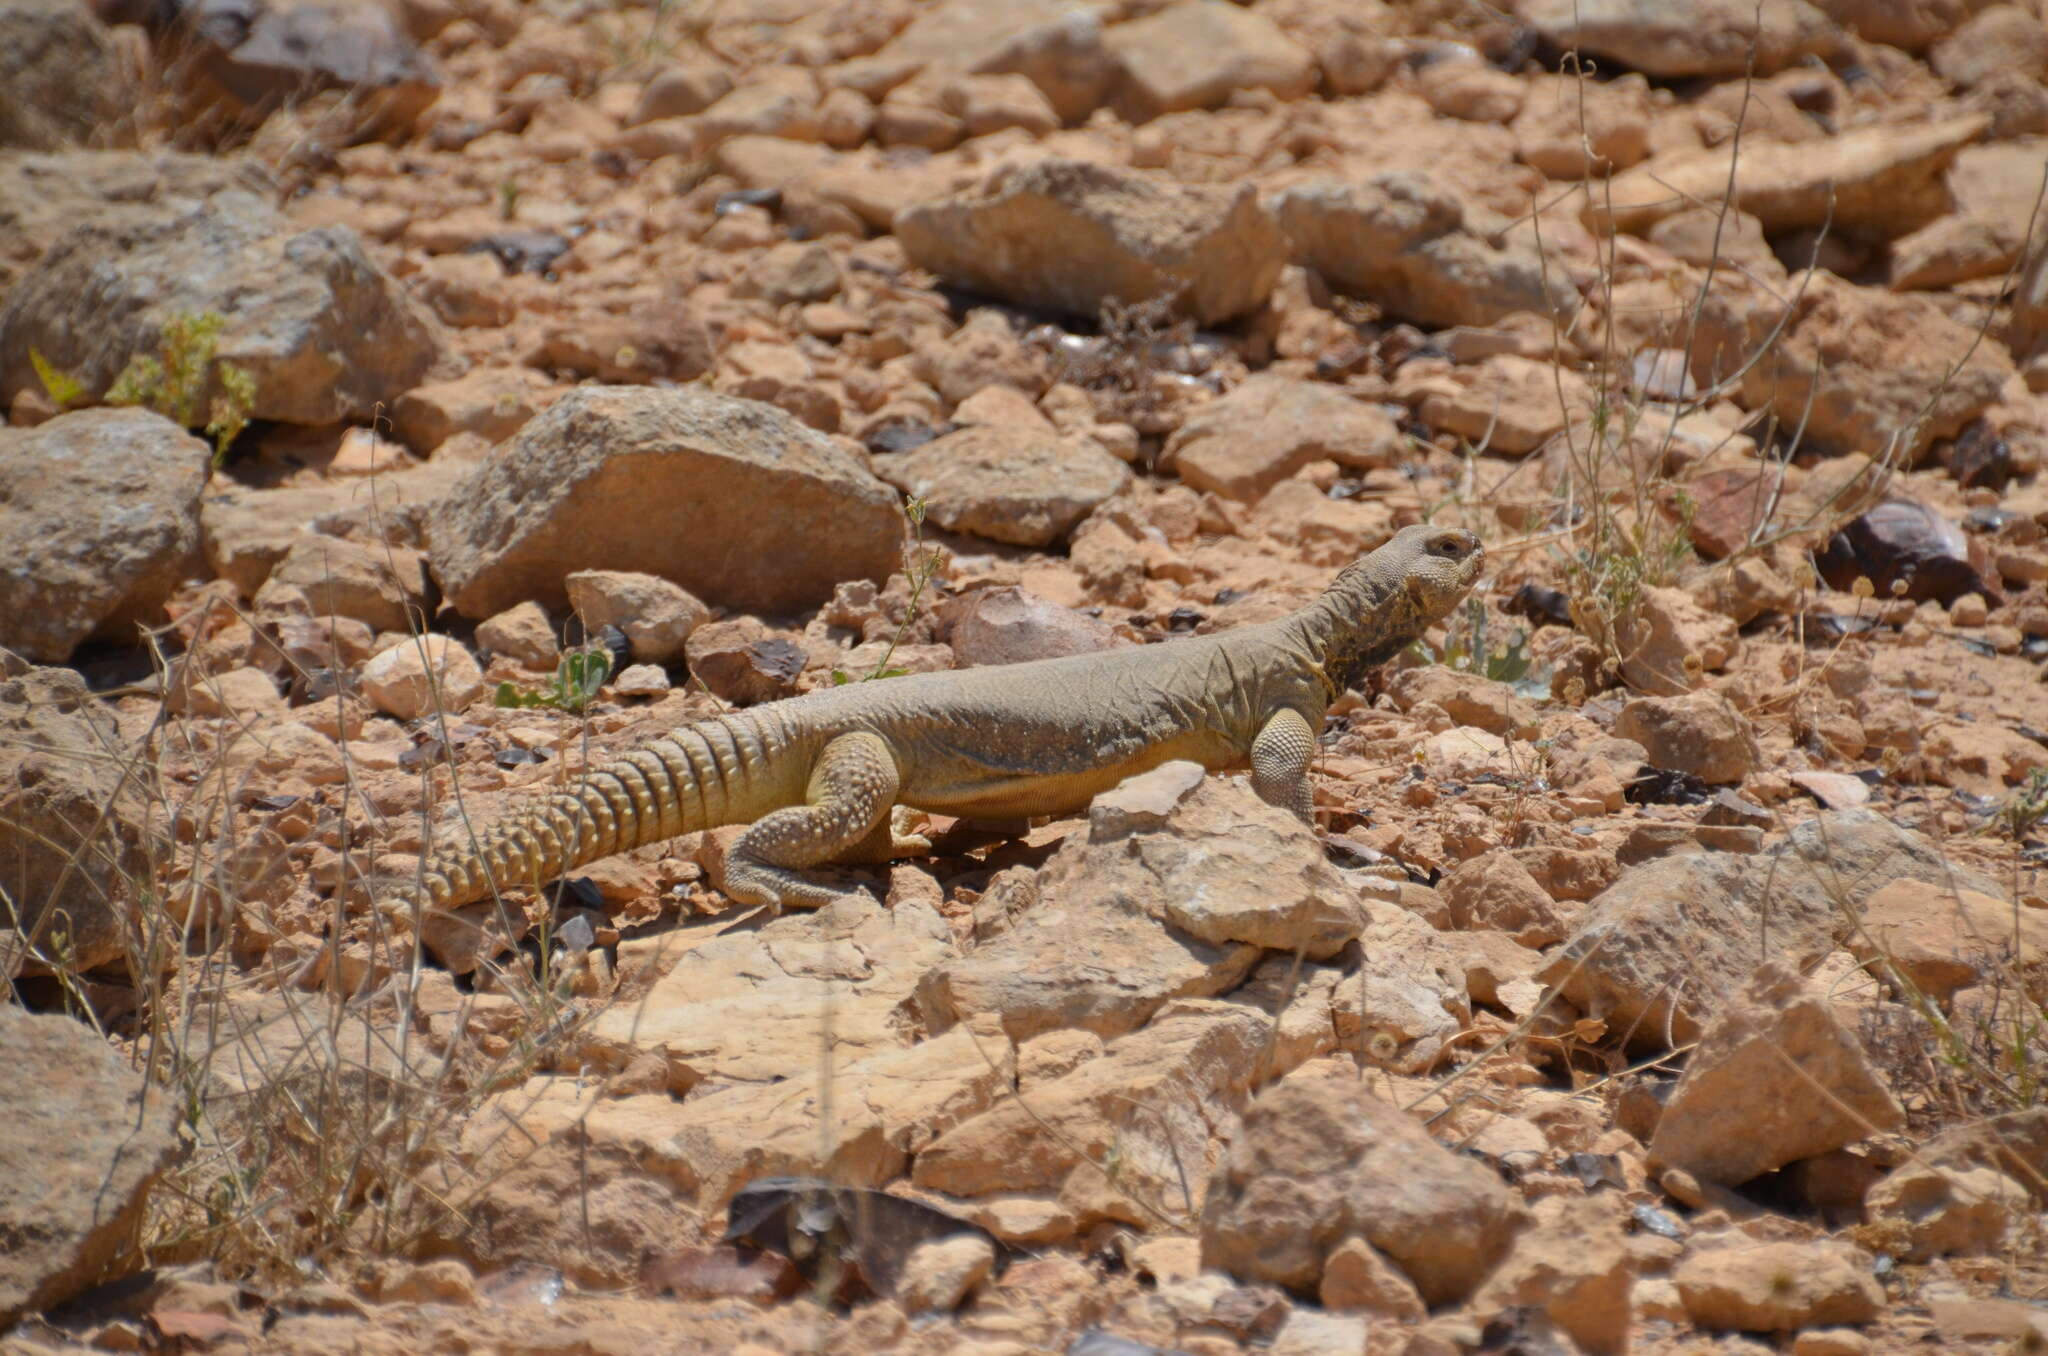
723 730 902 915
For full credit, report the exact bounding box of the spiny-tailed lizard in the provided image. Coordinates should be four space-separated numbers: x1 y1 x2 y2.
385 524 1484 919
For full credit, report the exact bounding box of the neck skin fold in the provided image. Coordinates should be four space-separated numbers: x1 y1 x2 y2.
1286 565 1423 701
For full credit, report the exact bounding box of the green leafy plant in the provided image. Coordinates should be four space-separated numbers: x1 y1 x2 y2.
1421 597 1535 687
832 494 942 685
494 644 612 712
104 311 256 465
29 348 85 410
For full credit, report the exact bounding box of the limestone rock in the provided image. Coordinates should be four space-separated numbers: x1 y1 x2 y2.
0 0 121 151
855 0 1115 124
1647 961 1904 1186
1595 115 1987 237
913 1000 1268 1207
1846 878 2047 1004
1275 174 1569 329
359 635 485 721
938 586 1125 667
157 0 440 143
1931 5 2048 87
565 570 710 666
1468 1195 1635 1355
0 150 274 307
0 408 208 662
875 424 1131 547
896 1233 999 1314
1406 354 1595 455
1541 809 1988 1048
474 601 560 669
1675 1241 1883 1331
1692 270 2011 462
581 893 956 1092
1611 585 1741 695
918 764 1365 1042
1908 1106 2048 1204
684 618 806 705
388 366 546 454
651 1016 1015 1213
0 1006 184 1325
896 157 1286 327
257 534 428 635
1318 1236 1426 1319
1102 0 1315 123
1386 667 1539 738
1614 691 1759 784
430 386 905 618
1162 374 1404 501
1867 1163 2026 1260
1808 0 1999 51
0 190 452 427
0 666 160 977
1199 1062 1525 1305
1517 0 1842 78
1439 850 1568 948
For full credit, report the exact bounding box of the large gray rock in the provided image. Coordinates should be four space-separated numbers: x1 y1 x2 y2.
0 408 210 662
0 1006 184 1325
1274 174 1569 330
1200 1064 1526 1305
0 665 160 977
0 0 123 151
1540 809 1995 1049
430 385 906 619
896 157 1286 327
1516 0 1842 79
874 424 1131 547
0 188 452 426
0 150 273 310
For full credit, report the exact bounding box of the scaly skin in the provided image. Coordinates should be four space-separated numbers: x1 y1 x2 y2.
386 524 1484 918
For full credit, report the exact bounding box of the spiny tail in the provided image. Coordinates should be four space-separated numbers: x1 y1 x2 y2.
385 713 792 914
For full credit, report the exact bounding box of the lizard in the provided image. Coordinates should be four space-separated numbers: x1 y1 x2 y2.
383 523 1484 921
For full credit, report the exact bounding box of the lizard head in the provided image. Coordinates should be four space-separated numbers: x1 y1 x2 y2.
1386 523 1485 622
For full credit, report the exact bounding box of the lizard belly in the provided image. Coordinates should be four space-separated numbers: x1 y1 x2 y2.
898 727 1245 819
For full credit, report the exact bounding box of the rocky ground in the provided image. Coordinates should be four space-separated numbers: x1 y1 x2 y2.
3 0 2048 1351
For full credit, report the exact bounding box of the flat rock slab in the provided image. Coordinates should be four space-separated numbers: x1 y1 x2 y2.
0 189 452 426
1592 114 1987 237
896 156 1286 327
578 892 955 1093
0 1006 184 1325
0 408 210 662
1518 0 1842 79
431 385 907 618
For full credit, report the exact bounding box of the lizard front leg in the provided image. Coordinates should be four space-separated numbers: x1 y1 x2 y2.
1250 707 1318 823
723 731 900 915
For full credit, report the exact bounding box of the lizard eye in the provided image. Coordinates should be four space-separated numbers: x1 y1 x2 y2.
1428 534 1467 559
